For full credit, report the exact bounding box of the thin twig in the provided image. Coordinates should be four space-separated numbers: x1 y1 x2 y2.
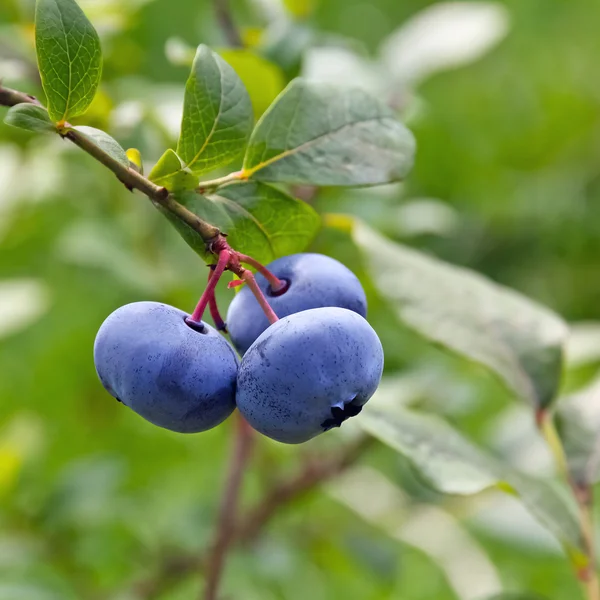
574 484 600 600
203 413 255 600
235 435 373 544
0 84 222 246
133 435 373 599
213 0 243 48
0 85 43 107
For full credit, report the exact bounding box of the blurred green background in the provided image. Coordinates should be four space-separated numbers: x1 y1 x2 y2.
1 0 599 598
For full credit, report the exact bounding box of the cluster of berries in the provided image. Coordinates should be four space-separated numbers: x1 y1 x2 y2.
94 254 383 444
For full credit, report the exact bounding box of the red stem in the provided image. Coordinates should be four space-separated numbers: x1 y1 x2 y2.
207 267 227 332
203 413 254 600
241 271 279 324
190 250 230 323
236 253 285 292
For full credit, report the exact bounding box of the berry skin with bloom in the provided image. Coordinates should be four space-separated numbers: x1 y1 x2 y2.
94 301 239 433
227 253 367 355
236 307 383 444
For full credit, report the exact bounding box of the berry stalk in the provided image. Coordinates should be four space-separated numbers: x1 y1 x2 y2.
189 250 231 323
241 270 279 324
207 266 227 332
236 253 286 292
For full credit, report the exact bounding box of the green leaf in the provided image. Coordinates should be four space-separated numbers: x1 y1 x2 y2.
72 126 128 167
353 221 567 409
165 183 320 264
218 49 286 118
361 405 585 560
35 0 102 122
362 405 496 495
566 321 600 368
148 149 198 192
126 148 143 174
243 79 415 185
177 45 253 176
557 377 600 487
4 103 56 133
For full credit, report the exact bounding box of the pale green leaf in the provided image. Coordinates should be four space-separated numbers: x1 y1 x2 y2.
243 79 415 185
565 321 600 368
35 0 102 122
557 377 600 486
164 183 320 264
4 103 56 133
362 406 496 495
72 126 128 167
362 405 584 559
148 149 198 192
177 45 253 176
353 221 567 409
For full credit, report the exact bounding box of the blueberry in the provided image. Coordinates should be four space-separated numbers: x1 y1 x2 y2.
236 307 383 444
94 301 238 433
227 253 367 355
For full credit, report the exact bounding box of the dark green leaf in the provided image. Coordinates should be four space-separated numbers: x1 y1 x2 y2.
165 183 320 264
557 377 600 487
353 221 567 409
72 126 128 167
148 149 198 192
243 79 415 185
4 103 56 133
361 405 585 560
177 45 253 176
35 0 102 122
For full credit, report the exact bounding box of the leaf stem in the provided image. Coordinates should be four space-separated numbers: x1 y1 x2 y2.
197 171 244 193
203 413 254 600
537 409 569 478
241 270 279 324
538 409 599 599
236 253 286 292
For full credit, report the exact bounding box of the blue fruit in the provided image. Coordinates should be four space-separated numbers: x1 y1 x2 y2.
227 253 367 355
236 307 383 444
94 301 238 433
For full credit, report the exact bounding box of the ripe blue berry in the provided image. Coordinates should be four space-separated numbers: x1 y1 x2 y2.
236 307 383 444
94 301 238 433
227 253 367 355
